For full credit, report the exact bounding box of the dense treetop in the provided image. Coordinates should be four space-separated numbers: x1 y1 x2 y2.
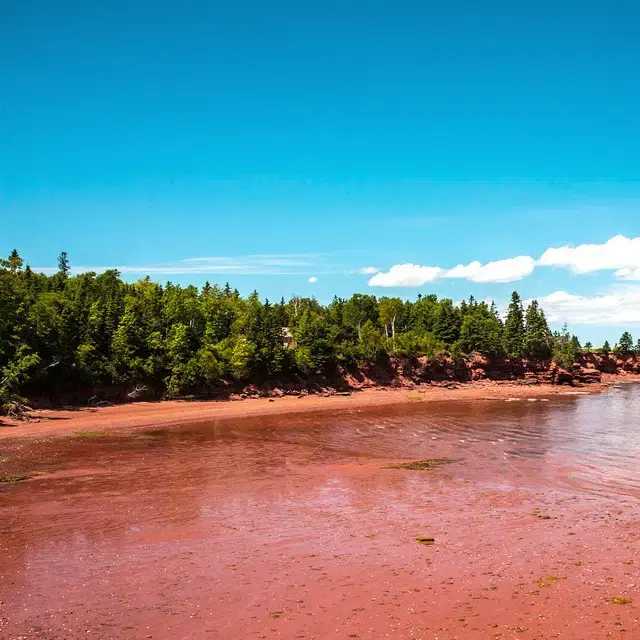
0 251 636 410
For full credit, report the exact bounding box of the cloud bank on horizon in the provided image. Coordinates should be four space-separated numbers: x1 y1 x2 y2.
30 235 640 328
364 235 640 328
367 235 640 287
530 289 640 325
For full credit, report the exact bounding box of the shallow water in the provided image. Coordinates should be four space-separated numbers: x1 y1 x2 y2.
1 386 638 638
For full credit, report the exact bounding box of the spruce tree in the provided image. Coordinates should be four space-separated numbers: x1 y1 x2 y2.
523 300 552 361
619 332 633 355
459 302 503 355
433 299 461 345
503 291 525 358
3 249 24 272
57 251 70 277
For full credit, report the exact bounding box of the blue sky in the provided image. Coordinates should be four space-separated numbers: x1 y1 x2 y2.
2 0 640 344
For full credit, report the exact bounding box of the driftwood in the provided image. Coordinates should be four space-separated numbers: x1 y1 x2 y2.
127 384 150 399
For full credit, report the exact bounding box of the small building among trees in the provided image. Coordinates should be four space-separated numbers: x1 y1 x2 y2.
282 327 295 349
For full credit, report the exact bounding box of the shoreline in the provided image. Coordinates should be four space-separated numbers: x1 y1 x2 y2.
2 377 638 638
3 374 639 442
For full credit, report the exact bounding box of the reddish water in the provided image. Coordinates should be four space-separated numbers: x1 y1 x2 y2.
1 386 638 639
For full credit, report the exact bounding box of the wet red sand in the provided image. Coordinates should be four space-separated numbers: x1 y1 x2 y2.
1 389 638 639
0 379 625 442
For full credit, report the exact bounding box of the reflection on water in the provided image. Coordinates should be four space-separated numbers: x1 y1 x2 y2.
4 384 639 500
209 383 640 497
1 385 639 638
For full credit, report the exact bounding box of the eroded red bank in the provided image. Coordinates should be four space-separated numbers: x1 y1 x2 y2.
0 393 638 639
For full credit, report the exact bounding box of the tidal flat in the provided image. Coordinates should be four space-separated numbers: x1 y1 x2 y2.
1 384 638 638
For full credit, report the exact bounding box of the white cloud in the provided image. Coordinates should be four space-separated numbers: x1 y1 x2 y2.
358 266 380 275
307 276 318 283
368 235 640 289
444 256 535 283
537 235 640 277
614 267 640 281
535 288 640 325
368 264 443 287
368 256 535 287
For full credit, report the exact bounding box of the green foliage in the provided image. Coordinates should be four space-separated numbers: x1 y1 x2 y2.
356 321 385 364
378 297 405 349
57 251 70 277
293 310 336 374
523 301 552 360
226 336 257 379
602 340 611 356
552 324 580 370
503 291 525 358
1 249 636 407
409 294 438 333
458 301 504 355
394 330 444 359
433 299 461 345
619 331 634 356
0 346 41 408
343 294 378 340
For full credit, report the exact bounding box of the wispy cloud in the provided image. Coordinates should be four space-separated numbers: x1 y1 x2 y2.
356 266 380 275
34 253 325 277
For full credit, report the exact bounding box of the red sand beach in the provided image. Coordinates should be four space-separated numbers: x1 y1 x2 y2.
1 380 638 639
0 377 629 442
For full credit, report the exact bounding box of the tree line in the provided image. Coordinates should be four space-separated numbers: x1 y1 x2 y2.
1 250 638 410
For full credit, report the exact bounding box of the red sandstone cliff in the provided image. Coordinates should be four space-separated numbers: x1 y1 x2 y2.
232 353 640 400
27 353 640 407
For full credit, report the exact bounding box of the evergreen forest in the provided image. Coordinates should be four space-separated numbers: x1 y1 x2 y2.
1 250 638 412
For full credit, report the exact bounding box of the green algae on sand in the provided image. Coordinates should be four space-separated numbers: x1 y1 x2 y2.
387 458 458 470
535 576 567 588
0 474 30 483
73 431 109 438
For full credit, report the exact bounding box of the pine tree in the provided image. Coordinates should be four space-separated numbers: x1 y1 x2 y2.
433 299 461 345
619 332 633 356
459 302 503 355
2 249 24 272
523 300 552 361
57 251 70 277
503 292 525 358
602 340 611 356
